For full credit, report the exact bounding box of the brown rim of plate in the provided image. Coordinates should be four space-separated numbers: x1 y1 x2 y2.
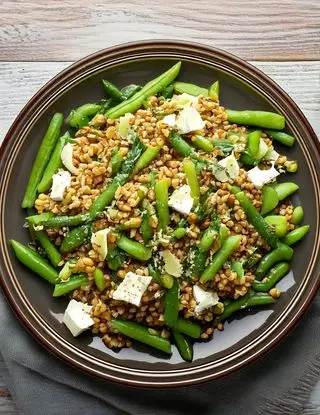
0 40 319 388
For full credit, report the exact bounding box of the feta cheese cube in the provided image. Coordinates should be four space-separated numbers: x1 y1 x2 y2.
112 272 152 307
50 170 71 201
168 184 193 215
247 166 280 189
193 285 219 315
162 250 182 278
176 105 205 134
161 114 176 127
214 153 240 182
61 143 78 174
91 228 110 259
63 299 94 337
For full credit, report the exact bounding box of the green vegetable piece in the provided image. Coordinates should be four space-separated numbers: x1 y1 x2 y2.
282 225 310 246
111 319 172 354
239 151 258 166
155 178 171 231
102 80 124 101
246 292 277 308
247 130 261 158
10 240 59 284
173 81 208 97
27 212 54 226
164 279 180 328
22 113 64 208
59 260 76 281
121 84 142 100
235 191 278 248
160 84 174 99
219 224 229 244
274 182 299 201
199 228 217 252
117 235 151 261
256 242 293 280
94 268 105 291
173 318 201 339
193 135 214 152
35 230 62 267
252 262 290 292
284 160 298 173
107 62 181 119
231 261 245 283
53 274 88 297
171 130 195 157
172 330 193 362
173 227 187 239
208 81 219 101
200 235 242 282
111 149 124 177
261 186 279 215
183 159 200 206
134 145 162 172
264 215 288 238
60 224 92 254
106 246 126 271
36 213 90 229
265 130 295 147
141 212 153 243
67 104 101 128
291 206 304 225
226 110 285 130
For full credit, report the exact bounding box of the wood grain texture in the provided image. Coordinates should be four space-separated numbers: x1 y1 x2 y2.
0 0 319 61
0 359 17 414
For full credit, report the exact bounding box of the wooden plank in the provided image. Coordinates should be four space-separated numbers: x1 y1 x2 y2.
0 61 319 140
0 358 17 414
0 0 319 61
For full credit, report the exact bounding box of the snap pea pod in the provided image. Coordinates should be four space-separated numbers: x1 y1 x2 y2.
117 235 152 261
246 292 277 307
155 178 171 231
239 151 258 166
273 182 299 201
10 240 59 284
255 242 293 280
198 228 218 252
111 319 172 354
261 186 279 215
67 103 101 128
35 230 62 267
264 215 288 238
235 191 278 248
208 81 219 101
265 130 295 147
106 62 181 119
94 268 105 291
37 213 90 228
173 227 187 239
282 225 310 246
53 274 88 297
173 318 201 339
193 135 214 152
38 131 71 193
60 224 92 254
161 84 174 99
121 84 142 100
172 330 193 362
171 130 195 157
200 235 242 283
111 149 124 177
134 145 162 173
102 80 124 101
27 212 54 226
173 81 208 97
22 113 64 208
252 262 290 292
183 159 200 206
247 130 261 158
140 211 153 243
148 264 174 289
226 110 285 130
164 279 180 328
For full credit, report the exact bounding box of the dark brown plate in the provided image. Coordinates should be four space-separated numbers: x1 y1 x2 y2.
0 41 319 388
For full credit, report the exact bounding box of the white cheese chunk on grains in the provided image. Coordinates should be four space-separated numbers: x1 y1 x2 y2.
162 250 182 278
63 299 94 337
168 184 194 215
171 93 199 108
61 143 78 174
193 285 219 315
247 166 280 189
91 228 110 259
161 114 177 127
112 272 152 307
214 153 240 182
118 113 134 139
50 170 71 201
176 105 205 134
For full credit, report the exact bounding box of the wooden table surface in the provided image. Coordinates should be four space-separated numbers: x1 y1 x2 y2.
0 1 319 413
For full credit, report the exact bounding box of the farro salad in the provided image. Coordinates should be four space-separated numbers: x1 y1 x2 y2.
11 62 309 361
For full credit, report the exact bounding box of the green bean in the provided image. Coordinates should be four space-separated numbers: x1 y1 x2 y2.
226 110 285 130
274 182 299 201
173 318 201 339
67 104 101 128
121 84 142 100
10 240 59 284
200 235 242 282
37 213 90 228
199 228 218 252
173 227 187 239
171 130 195 157
261 186 279 215
193 135 214 152
53 274 88 297
265 130 295 147
247 130 261 158
172 330 193 362
243 251 262 269
155 178 171 231
117 235 152 261
264 215 288 238
235 191 278 248
134 145 162 172
102 80 124 101
22 113 64 208
111 149 124 177
94 268 105 291
246 293 277 307
208 81 219 101
35 230 62 267
161 84 174 99
231 261 245 282
27 212 54 226
140 212 153 243
111 319 172 354
89 182 119 220
60 224 92 254
239 151 258 166
173 81 208 97
38 132 70 193
219 224 229 244
282 225 310 246
252 262 290 292
164 279 180 328
256 242 293 280
291 206 304 225
106 62 181 119
183 159 200 206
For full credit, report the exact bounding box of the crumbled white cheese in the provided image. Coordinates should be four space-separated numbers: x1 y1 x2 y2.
61 143 78 174
161 114 177 127
168 184 194 215
247 166 280 189
50 170 71 201
118 113 134 139
176 105 205 134
214 153 240 182
112 272 152 307
63 299 94 337
264 146 280 164
91 228 110 259
162 250 182 278
193 285 219 315
171 93 199 108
